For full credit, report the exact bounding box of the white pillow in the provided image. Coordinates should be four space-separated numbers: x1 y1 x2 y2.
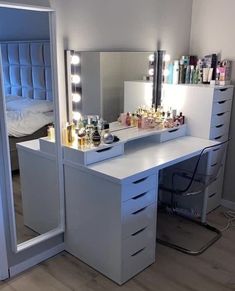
6 96 53 114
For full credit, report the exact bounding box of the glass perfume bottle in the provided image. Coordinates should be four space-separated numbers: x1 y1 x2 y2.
92 126 101 147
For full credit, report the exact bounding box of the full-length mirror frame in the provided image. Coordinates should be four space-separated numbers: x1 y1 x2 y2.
0 4 64 254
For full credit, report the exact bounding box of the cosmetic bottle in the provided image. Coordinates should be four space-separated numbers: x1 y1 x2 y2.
78 127 86 148
47 125 55 140
190 66 194 84
167 62 174 84
173 60 179 85
185 65 191 84
67 123 74 144
92 126 101 147
126 112 131 126
102 124 114 144
179 59 185 84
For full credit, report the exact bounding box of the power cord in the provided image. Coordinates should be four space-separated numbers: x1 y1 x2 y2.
220 210 235 232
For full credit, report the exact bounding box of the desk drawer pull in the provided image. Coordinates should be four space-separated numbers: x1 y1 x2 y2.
132 192 148 200
209 192 216 198
218 100 226 104
131 227 147 237
211 163 218 167
213 147 220 152
217 112 225 116
131 247 145 257
168 128 179 133
96 147 112 153
214 135 223 140
219 88 228 92
133 177 148 184
132 207 147 215
215 124 224 128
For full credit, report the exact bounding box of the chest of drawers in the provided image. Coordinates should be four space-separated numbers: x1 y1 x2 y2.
64 164 158 285
162 84 234 214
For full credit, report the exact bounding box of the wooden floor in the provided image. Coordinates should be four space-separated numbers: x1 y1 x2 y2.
1 207 235 291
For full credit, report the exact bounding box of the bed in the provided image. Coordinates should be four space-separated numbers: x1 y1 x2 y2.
1 40 53 171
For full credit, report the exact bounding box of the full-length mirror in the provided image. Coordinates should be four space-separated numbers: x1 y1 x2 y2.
0 7 61 251
67 52 154 123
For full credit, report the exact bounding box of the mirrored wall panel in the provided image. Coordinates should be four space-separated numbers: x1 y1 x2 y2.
0 7 60 247
68 52 155 123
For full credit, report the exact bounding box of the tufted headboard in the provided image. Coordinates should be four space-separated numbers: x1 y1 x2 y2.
0 40 52 101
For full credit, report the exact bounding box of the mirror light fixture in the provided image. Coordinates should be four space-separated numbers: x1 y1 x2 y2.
65 50 82 123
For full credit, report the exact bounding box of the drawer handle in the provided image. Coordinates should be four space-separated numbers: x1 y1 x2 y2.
219 88 228 92
217 112 225 116
218 100 226 104
214 135 222 140
132 206 147 215
211 162 218 167
132 192 148 200
96 147 113 153
213 147 221 152
209 192 216 198
215 124 224 128
168 128 179 133
131 247 145 257
133 177 148 184
131 227 147 237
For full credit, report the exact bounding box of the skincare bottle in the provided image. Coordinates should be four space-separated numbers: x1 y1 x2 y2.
126 112 131 126
92 126 101 147
173 60 179 85
185 65 191 84
167 62 174 84
67 123 74 144
179 59 185 84
190 66 194 84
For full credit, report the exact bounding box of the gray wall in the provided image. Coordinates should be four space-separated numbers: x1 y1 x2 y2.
0 8 49 41
190 0 235 204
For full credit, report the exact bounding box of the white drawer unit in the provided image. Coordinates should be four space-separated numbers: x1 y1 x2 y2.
162 84 234 213
64 165 157 285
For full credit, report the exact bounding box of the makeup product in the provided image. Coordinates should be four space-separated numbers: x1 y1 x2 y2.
203 68 210 84
67 123 74 144
185 65 191 84
190 66 194 84
102 124 114 144
167 62 174 84
179 60 185 84
126 112 131 126
92 126 101 147
208 68 213 83
173 60 179 85
47 125 55 140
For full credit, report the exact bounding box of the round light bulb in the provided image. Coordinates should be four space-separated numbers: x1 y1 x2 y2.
163 69 170 77
148 54 155 62
148 68 154 76
71 54 80 65
72 93 81 103
71 74 81 84
73 111 81 121
163 54 171 62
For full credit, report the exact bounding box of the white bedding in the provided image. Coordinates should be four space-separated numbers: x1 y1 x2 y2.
6 96 54 137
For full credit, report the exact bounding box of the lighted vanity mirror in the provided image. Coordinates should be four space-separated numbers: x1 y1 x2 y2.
0 7 63 252
67 51 155 123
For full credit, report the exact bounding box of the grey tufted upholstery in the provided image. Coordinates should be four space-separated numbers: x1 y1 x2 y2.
1 40 52 101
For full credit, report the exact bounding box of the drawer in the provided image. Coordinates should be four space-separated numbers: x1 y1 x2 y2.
63 143 124 165
122 224 155 258
159 125 186 143
212 99 232 115
206 175 223 213
122 174 157 202
208 144 227 166
122 189 156 216
213 87 233 102
122 203 156 239
210 123 229 140
211 132 228 143
122 242 155 284
211 111 231 128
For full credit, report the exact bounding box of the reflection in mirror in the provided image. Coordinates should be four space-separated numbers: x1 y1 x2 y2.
0 7 60 246
71 52 154 123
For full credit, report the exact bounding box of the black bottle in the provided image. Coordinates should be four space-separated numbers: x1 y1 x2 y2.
92 126 101 147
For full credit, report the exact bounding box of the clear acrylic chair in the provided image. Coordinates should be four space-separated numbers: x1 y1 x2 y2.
157 140 228 255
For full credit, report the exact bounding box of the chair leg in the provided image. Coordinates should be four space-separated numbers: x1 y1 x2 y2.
157 216 222 256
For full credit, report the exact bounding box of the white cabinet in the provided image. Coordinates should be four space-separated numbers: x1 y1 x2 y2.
162 84 234 213
64 165 157 285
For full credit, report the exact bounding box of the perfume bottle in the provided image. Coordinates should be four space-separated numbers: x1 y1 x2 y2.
92 126 101 147
102 124 114 144
126 112 131 126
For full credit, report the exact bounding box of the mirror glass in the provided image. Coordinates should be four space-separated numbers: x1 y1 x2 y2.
0 7 60 246
77 52 154 123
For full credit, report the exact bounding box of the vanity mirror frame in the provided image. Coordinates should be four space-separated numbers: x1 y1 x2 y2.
0 3 64 254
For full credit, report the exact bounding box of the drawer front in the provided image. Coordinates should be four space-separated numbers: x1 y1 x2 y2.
122 174 156 202
210 132 228 142
210 123 229 140
206 175 223 213
212 99 232 115
208 144 227 166
122 203 156 239
213 87 233 102
122 189 156 216
122 224 155 258
211 111 231 128
86 144 124 165
159 125 186 143
122 242 155 284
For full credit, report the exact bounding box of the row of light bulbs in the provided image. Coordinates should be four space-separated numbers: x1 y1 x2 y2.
148 53 171 77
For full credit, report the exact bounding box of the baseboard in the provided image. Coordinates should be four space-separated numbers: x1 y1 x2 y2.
221 199 235 211
9 243 65 277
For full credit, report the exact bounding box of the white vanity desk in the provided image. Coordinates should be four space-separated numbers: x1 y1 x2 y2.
64 133 218 285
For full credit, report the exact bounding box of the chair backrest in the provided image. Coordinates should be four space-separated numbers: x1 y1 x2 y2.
173 140 229 195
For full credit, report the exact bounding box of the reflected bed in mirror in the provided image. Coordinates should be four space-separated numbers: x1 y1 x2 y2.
68 51 155 123
0 7 60 248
